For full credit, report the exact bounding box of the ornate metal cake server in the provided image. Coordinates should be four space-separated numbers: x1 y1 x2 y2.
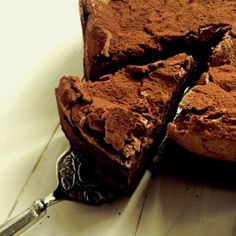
0 149 117 236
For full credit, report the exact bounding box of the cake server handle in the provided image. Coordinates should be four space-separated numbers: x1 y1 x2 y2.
0 193 57 236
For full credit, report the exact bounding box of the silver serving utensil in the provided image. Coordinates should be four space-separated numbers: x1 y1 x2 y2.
0 149 117 236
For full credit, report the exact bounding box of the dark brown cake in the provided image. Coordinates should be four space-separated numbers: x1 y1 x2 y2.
79 0 236 81
168 33 236 161
55 1 236 195
56 53 196 191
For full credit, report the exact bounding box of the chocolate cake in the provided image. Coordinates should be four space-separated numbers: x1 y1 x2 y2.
56 53 196 191
79 0 236 81
168 33 236 161
55 1 236 195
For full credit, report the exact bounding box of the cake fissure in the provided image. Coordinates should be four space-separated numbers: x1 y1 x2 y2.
56 53 197 191
168 32 236 161
80 0 235 81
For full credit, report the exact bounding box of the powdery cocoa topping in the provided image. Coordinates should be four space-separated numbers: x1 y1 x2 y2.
80 0 236 80
168 35 236 161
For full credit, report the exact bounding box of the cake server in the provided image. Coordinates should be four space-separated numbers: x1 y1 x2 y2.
0 149 118 236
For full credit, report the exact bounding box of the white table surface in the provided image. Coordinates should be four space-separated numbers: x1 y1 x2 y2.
0 1 236 235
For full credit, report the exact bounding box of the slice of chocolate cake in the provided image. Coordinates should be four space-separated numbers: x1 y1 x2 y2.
168 33 236 161
56 53 196 191
79 0 235 80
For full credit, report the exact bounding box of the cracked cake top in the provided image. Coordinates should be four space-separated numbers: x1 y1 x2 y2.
80 0 236 80
56 53 195 168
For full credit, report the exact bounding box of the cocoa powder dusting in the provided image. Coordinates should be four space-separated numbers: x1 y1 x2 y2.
104 108 135 151
94 0 236 53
